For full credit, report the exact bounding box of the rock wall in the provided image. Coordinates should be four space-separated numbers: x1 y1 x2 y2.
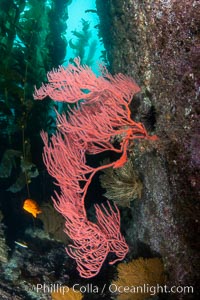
96 0 200 297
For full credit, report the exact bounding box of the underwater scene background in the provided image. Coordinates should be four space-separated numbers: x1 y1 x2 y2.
0 0 199 299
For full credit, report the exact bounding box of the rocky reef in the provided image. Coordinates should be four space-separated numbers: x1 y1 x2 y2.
96 0 199 298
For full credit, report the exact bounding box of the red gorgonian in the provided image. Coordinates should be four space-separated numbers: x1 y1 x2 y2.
34 58 157 278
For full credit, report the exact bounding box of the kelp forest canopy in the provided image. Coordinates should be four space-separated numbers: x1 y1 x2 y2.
0 0 69 163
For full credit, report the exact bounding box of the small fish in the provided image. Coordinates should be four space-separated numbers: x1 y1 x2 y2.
23 199 42 218
14 241 28 248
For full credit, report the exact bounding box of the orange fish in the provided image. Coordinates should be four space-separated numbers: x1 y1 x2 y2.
23 199 42 218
